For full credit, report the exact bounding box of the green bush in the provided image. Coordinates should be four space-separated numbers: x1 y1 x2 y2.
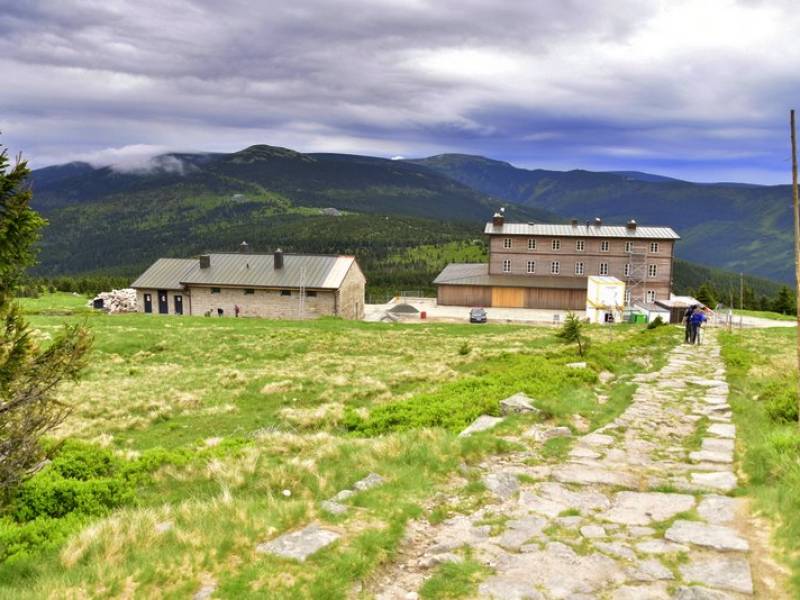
458 342 471 356
761 379 799 423
646 316 666 329
0 514 85 565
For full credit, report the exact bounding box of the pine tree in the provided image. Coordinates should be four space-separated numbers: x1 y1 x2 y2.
557 312 589 357
0 142 92 501
695 282 718 308
773 285 796 315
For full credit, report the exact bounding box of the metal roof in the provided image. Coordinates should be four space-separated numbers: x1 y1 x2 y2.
433 263 587 290
130 258 196 290
132 254 357 290
485 222 680 240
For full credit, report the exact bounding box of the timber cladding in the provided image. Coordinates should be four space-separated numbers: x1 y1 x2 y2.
438 284 586 309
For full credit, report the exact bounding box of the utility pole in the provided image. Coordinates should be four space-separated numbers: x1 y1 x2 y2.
739 272 744 310
791 109 800 427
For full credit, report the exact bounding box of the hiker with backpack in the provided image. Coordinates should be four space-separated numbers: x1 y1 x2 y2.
690 306 707 344
683 304 695 343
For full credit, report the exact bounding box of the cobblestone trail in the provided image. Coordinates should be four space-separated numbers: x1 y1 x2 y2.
374 331 760 599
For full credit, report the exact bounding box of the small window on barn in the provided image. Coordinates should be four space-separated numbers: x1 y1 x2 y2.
648 264 657 278
281 290 292 296
528 238 536 250
527 260 535 273
244 288 255 295
625 241 634 253
551 261 560 275
646 290 656 302
576 240 585 252
502 259 511 273
306 290 317 297
600 240 609 252
599 263 609 275
552 239 561 251
650 242 659 253
211 287 221 294
503 238 512 249
624 263 631 277
575 262 584 275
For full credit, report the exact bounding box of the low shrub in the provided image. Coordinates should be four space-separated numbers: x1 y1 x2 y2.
647 316 666 329
761 379 799 423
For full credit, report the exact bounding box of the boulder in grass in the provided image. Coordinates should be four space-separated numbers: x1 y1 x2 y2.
500 392 541 416
458 415 504 437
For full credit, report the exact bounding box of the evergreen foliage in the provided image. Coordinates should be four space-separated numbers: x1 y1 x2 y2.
556 312 589 357
0 143 92 502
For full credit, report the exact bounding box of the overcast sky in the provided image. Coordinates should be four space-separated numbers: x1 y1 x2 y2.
2 0 799 183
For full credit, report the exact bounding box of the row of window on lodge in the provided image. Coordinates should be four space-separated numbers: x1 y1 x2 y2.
503 260 660 278
209 287 317 297
503 239 661 253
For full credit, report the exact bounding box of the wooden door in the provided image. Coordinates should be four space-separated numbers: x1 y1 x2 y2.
174 295 183 315
491 287 525 308
143 293 153 313
157 290 169 314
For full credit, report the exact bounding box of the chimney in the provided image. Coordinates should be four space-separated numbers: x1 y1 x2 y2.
570 218 578 227
199 254 210 269
274 249 284 270
239 241 252 254
594 217 603 227
626 219 637 231
492 211 505 227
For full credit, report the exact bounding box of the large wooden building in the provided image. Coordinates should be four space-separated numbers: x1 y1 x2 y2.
434 213 679 310
131 244 366 319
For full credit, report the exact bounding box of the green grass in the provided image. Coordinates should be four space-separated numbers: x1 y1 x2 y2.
0 294 681 598
734 309 796 322
419 555 488 599
719 327 800 594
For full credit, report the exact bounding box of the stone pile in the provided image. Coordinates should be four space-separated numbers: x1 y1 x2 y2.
88 288 137 313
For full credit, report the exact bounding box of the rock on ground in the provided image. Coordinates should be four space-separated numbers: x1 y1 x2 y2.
459 415 503 437
256 524 340 561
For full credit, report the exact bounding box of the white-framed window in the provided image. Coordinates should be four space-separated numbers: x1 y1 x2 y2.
551 261 560 275
625 290 632 305
599 262 609 275
625 241 634 253
576 240 585 252
503 259 511 273
648 264 657 277
649 242 659 253
503 238 512 249
552 239 561 251
600 240 610 252
624 263 631 277
528 238 536 250
646 290 656 302
527 260 535 273
575 262 584 275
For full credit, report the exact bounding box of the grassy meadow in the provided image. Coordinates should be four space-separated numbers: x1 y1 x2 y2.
1 294 682 598
719 327 800 594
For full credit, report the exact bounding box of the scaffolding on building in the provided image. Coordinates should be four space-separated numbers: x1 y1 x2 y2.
625 242 648 306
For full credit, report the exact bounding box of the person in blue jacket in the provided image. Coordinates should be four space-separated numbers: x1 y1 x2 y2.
690 307 707 344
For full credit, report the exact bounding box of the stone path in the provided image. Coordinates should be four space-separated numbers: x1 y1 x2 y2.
372 331 759 599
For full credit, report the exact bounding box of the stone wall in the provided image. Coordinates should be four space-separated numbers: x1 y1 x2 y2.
335 263 366 320
189 286 336 319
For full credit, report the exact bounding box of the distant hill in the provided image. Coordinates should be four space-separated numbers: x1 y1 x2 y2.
409 154 794 283
27 145 551 277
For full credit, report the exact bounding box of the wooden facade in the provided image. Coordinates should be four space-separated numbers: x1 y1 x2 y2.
437 284 586 310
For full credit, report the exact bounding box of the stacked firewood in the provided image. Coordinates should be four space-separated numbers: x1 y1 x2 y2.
88 288 138 313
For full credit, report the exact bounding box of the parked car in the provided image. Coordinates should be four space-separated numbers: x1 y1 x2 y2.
469 307 487 323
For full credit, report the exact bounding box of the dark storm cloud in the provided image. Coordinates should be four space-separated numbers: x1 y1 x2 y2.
1 0 798 182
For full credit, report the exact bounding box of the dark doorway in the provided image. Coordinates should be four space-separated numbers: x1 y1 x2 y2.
174 295 183 315
144 293 153 313
157 290 169 314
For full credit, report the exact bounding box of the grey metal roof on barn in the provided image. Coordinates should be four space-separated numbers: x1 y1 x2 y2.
130 258 196 290
132 253 358 291
433 263 587 290
485 222 680 239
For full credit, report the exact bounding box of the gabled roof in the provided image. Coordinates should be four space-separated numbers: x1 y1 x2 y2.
131 258 196 290
485 222 680 240
433 263 587 290
131 253 359 290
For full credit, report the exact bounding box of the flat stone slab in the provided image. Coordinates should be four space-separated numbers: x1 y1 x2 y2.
566 361 587 368
478 578 544 599
580 525 606 538
320 500 348 515
689 450 733 464
707 424 735 439
483 472 519 498
520 482 610 517
612 583 670 599
625 558 674 582
459 415 503 437
697 495 737 525
702 438 734 453
256 524 340 561
679 555 753 594
600 491 696 526
497 516 547 550
582 432 615 446
332 489 354 502
635 539 690 554
525 425 571 442
552 464 638 488
353 472 384 491
690 471 737 492
673 586 737 599
665 520 749 552
500 392 541 415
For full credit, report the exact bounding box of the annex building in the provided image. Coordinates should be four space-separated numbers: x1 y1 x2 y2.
131 243 366 319
434 212 680 310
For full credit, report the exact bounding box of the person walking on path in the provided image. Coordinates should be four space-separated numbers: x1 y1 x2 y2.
683 304 695 343
690 306 707 344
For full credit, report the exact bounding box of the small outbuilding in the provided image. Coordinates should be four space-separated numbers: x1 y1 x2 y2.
131 245 365 319
585 276 625 324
